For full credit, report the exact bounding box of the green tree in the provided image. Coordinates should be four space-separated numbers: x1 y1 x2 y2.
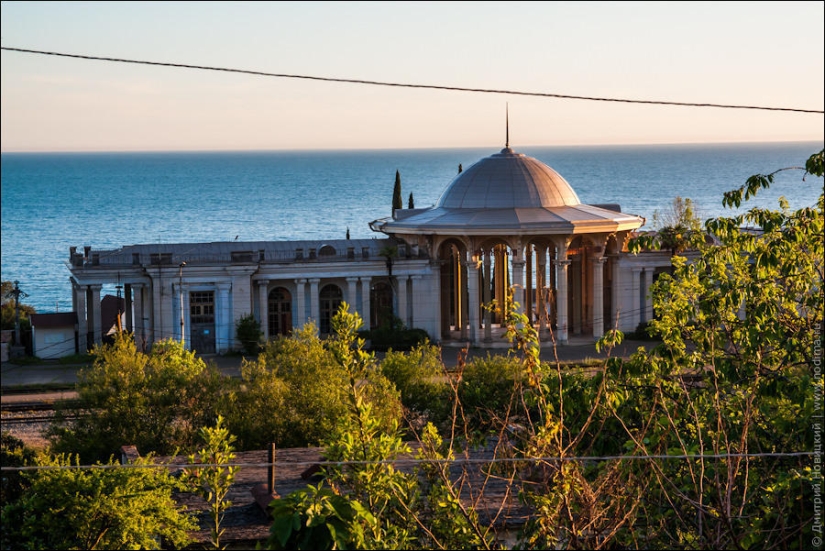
48 334 226 462
650 195 704 255
408 191 415 209
0 432 37 507
236 312 263 355
1 280 35 345
268 305 417 550
613 148 824 548
221 354 290 450
185 415 240 550
392 170 403 213
1 453 196 550
380 343 452 430
236 319 402 450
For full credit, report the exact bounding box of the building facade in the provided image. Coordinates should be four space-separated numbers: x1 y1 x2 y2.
67 145 673 353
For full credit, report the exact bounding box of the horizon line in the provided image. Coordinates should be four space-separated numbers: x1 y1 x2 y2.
2 138 823 156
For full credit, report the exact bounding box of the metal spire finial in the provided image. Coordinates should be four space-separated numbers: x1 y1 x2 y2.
505 103 509 148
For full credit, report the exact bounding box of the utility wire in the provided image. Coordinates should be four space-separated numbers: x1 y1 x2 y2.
2 46 823 115
1 451 815 472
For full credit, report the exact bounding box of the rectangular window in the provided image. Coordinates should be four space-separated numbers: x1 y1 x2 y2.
190 291 215 324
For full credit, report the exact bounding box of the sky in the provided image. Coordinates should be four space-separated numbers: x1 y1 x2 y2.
1 1 823 153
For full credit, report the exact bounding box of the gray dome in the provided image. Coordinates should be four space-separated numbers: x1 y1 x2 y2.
437 147 581 209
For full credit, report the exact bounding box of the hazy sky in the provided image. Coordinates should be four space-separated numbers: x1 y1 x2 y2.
1 1 823 152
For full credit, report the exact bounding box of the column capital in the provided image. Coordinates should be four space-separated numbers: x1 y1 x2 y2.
308 278 321 285
346 276 360 283
554 259 572 267
295 278 307 284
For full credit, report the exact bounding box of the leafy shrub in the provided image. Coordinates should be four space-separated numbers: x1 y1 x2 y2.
235 313 263 355
359 316 430 351
458 353 526 434
380 344 452 429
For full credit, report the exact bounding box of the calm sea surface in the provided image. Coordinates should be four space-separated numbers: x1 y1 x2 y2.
2 141 822 312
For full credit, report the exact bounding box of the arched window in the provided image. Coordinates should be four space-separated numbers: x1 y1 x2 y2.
319 245 337 257
268 287 292 336
319 284 343 334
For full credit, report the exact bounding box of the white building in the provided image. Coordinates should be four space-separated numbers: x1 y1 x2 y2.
67 145 673 353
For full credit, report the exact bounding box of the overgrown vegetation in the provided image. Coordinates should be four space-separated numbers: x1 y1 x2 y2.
235 313 263 355
1 452 196 550
358 315 430 351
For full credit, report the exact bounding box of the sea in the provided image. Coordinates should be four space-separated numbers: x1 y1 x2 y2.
1 141 822 313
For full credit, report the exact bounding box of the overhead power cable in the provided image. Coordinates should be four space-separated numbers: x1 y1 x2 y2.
2 450 815 472
2 46 823 115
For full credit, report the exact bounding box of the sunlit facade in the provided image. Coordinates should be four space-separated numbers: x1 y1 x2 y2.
67 146 673 353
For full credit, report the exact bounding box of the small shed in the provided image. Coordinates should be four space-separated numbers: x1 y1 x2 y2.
30 312 78 359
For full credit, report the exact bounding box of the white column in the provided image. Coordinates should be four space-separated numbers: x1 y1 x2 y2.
361 277 372 330
397 275 408 328
309 278 320 327
511 258 526 316
631 267 642 330
347 277 359 313
217 283 232 353
151 273 165 342
555 260 571 344
89 284 102 347
74 282 89 351
644 269 654 324
409 275 420 329
482 253 492 341
466 259 480 345
592 257 606 339
294 279 307 329
537 247 547 334
258 281 269 341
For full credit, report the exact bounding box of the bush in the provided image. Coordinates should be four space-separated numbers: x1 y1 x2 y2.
379 344 452 430
235 313 263 355
47 335 227 462
359 317 430 351
458 353 526 434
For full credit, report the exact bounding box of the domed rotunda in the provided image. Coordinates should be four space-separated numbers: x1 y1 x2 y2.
371 144 645 345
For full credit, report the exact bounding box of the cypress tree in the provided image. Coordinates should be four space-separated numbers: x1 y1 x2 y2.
458 163 463 174
408 192 415 209
392 170 403 213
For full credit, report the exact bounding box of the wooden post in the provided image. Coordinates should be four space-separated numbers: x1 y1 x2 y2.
268 443 276 494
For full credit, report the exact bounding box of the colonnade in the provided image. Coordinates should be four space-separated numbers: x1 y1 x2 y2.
255 275 421 341
437 236 650 346
71 280 150 351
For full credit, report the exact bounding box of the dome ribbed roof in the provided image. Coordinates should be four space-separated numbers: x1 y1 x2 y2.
436 147 581 209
